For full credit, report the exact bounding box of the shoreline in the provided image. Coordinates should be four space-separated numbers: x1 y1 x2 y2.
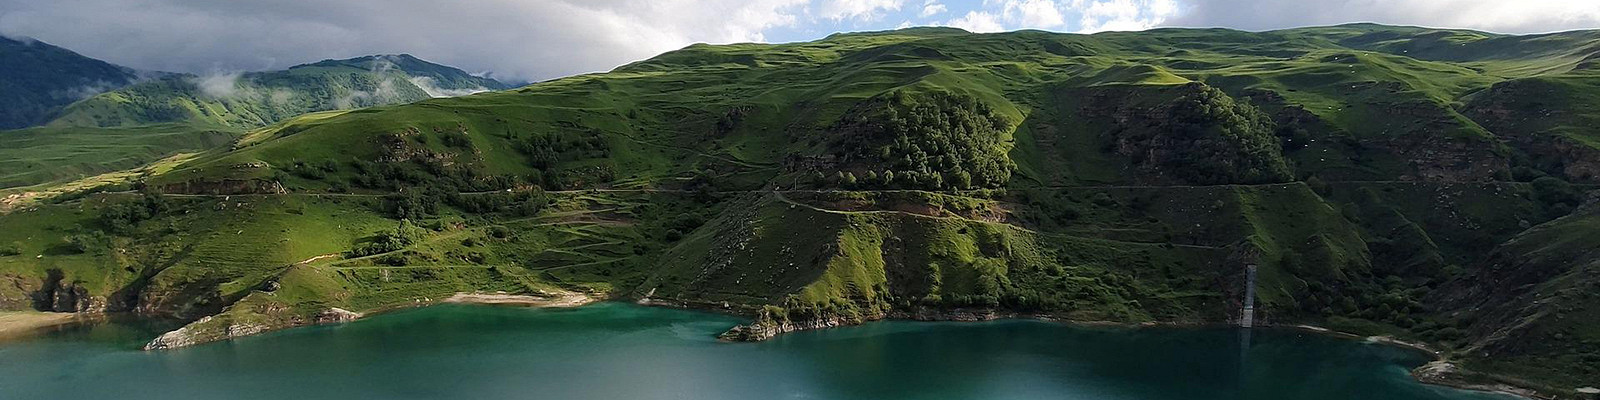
441 292 598 308
695 303 1547 400
97 296 1556 399
0 311 91 341
143 289 603 350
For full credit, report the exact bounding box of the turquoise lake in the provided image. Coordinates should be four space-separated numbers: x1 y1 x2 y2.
0 303 1516 400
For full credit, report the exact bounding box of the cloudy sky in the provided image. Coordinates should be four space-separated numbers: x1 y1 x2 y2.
3 0 1598 82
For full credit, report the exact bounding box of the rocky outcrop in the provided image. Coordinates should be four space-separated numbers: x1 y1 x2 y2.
143 314 270 350
31 270 106 313
1381 134 1508 182
314 307 361 324
1412 361 1556 399
144 305 364 351
719 312 876 341
718 306 1019 341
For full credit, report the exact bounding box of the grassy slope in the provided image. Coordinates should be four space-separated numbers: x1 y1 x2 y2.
0 123 239 188
48 54 509 129
0 36 140 129
1 25 1598 392
0 55 511 191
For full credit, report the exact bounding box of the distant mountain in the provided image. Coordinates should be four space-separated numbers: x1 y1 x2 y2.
4 24 1600 397
48 54 512 128
0 36 143 129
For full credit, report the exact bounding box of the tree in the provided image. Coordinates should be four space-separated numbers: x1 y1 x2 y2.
950 170 973 189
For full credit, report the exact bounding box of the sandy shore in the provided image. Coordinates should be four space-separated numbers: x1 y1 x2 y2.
0 311 82 340
442 291 598 308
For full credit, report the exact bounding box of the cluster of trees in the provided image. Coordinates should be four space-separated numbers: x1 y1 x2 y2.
99 192 170 234
661 212 706 242
349 158 518 193
511 130 611 169
826 91 1015 190
345 220 428 258
287 159 340 180
1531 175 1582 219
382 188 548 220
1116 84 1292 185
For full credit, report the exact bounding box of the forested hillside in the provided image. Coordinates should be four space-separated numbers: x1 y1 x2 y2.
2 24 1597 396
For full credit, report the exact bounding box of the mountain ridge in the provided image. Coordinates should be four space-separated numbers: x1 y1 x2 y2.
0 24 1597 396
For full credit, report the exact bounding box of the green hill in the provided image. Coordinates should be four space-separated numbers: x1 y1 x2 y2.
0 36 143 129
2 25 1599 396
48 54 512 129
0 54 512 189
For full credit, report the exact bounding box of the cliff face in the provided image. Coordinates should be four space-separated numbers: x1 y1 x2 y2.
31 270 105 313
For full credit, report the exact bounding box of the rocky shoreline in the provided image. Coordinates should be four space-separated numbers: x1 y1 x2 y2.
17 292 1562 400
143 290 599 350
709 305 1566 400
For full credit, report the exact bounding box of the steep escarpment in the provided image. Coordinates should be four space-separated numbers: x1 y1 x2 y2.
1428 192 1600 391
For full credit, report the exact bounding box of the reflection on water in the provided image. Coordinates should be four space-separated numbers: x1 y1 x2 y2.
0 303 1515 400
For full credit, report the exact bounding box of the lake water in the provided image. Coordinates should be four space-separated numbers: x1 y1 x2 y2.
0 303 1514 400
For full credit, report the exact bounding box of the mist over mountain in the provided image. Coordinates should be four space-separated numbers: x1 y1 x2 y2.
2 22 1599 399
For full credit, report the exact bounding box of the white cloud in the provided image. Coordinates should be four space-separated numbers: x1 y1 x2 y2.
49 80 121 101
1003 0 1067 28
942 0 1173 32
3 0 1599 84
194 71 243 98
947 11 1007 33
816 0 906 21
1076 0 1179 33
268 88 295 104
408 76 488 98
0 0 811 82
1163 0 1600 34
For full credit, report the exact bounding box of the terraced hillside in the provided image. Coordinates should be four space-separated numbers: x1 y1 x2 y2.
2 24 1599 396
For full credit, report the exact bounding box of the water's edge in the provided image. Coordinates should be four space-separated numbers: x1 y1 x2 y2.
8 298 1542 400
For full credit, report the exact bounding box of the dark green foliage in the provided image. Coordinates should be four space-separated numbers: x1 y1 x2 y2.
447 189 548 216
288 159 339 180
440 131 472 148
99 192 170 234
1114 84 1293 185
1531 176 1580 217
64 231 110 254
511 131 611 169
383 191 440 220
831 91 1015 190
0 242 22 257
345 220 427 257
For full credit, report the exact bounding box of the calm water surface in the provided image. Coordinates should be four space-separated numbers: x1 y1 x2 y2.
0 303 1514 400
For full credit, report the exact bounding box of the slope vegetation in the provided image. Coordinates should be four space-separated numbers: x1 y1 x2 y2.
1 24 1598 395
